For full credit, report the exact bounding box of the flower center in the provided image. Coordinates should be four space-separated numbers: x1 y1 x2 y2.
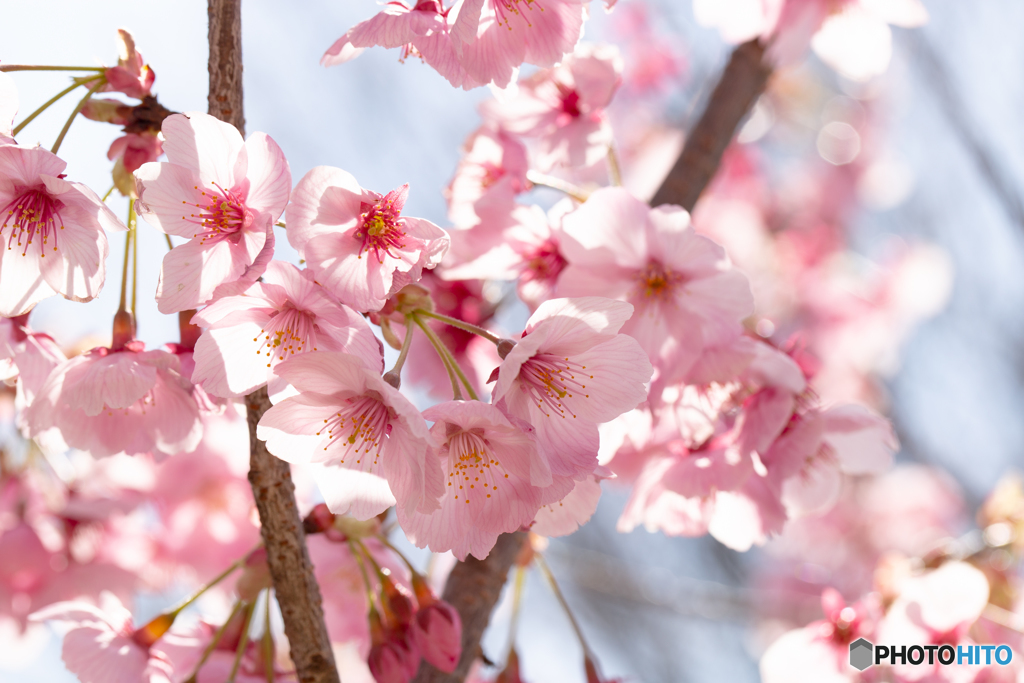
560 89 582 118
518 353 592 419
446 429 507 504
634 262 684 303
253 306 319 368
355 198 407 262
520 239 565 284
1 188 64 257
494 0 543 28
181 182 253 244
317 395 393 467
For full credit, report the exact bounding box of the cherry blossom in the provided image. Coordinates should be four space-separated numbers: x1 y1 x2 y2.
190 260 382 399
558 188 753 383
480 43 623 169
0 145 125 316
25 342 202 458
399 400 570 559
134 112 291 313
286 166 449 312
446 125 528 231
452 0 587 89
95 29 155 100
492 297 653 481
257 351 443 519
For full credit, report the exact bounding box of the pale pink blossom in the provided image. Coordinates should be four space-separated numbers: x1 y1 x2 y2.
257 351 443 519
30 591 176 683
25 342 203 458
11 326 70 454
480 43 622 168
323 0 481 90
530 469 606 537
134 112 291 313
191 260 382 399
492 297 653 481
452 0 587 89
558 188 753 383
399 400 569 559
286 166 450 312
446 125 528 230
0 144 125 316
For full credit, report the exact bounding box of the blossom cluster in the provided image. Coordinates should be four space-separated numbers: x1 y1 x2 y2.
0 2 952 681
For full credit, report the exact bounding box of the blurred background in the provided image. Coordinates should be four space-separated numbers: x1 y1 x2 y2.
3 0 1021 680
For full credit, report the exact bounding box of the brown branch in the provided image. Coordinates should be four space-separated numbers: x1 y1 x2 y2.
204 1 338 680
650 39 773 211
412 532 527 683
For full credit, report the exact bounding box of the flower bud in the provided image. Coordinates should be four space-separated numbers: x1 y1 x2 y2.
368 626 421 683
236 547 272 602
496 338 516 359
411 600 462 673
381 574 415 627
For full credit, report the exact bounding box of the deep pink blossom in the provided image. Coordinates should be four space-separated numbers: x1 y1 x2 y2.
492 297 653 480
558 188 753 382
25 343 202 458
30 592 176 683
399 400 569 559
257 351 443 519
0 145 125 316
323 0 480 89
286 166 450 312
452 0 587 89
480 44 622 168
96 29 155 99
412 600 462 673
134 112 291 313
191 260 382 399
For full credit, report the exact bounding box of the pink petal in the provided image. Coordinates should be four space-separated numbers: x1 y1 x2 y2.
312 463 398 520
160 112 246 188
285 166 364 254
241 131 291 221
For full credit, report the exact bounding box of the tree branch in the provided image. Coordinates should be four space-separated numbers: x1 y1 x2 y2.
412 532 527 683
650 39 772 211
204 1 338 680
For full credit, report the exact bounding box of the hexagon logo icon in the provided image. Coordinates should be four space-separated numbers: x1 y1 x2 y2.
849 638 873 671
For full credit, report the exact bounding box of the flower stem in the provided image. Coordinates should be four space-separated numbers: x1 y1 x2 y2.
226 601 256 683
376 534 420 577
412 314 478 401
526 170 590 203
0 65 105 72
130 200 138 316
169 552 250 619
261 590 275 683
389 318 416 377
118 227 132 313
506 566 526 658
101 185 116 202
50 79 104 155
607 144 623 187
185 600 245 683
535 553 593 658
164 233 175 251
418 310 501 345
12 80 81 137
348 538 379 609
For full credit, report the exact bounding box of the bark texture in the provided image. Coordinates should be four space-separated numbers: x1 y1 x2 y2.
650 39 773 210
206 1 339 680
412 532 527 683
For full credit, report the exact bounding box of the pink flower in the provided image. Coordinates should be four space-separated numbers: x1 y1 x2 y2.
558 188 753 382
257 351 443 519
97 29 155 99
530 469 606 537
108 132 162 175
323 0 480 89
134 112 291 313
25 343 203 458
0 145 125 316
446 125 528 230
191 260 383 399
286 167 449 312
492 297 653 480
399 400 567 559
30 592 176 683
480 44 622 168
412 600 462 673
452 0 587 89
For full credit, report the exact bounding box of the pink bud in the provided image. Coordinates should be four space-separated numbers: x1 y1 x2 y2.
368 629 421 683
411 601 462 673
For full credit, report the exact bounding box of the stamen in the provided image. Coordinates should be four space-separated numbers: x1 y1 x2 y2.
317 396 393 468
180 182 252 245
517 354 592 419
446 429 505 504
354 192 408 262
252 306 319 368
1 188 65 257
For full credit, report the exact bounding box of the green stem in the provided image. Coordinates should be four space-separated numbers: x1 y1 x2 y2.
227 601 256 683
506 566 526 658
525 170 590 203
168 551 252 620
388 318 416 377
12 80 81 136
413 314 478 400
185 600 245 683
164 233 175 251
347 538 379 609
418 310 501 345
118 228 132 313
262 590 275 683
536 554 593 657
50 79 104 155
0 65 105 73
130 200 138 316
376 534 419 576
412 315 463 400
101 185 116 202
